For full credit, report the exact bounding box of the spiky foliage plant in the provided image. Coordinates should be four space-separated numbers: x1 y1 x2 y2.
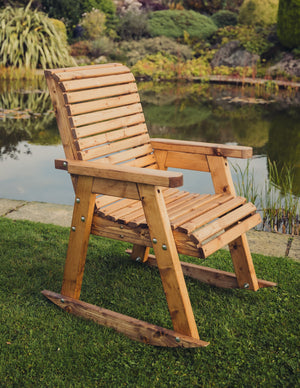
0 2 75 69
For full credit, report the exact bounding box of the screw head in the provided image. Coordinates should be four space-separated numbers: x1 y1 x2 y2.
136 257 142 262
60 298 65 303
76 198 80 203
71 226 76 232
175 337 180 343
152 238 157 244
63 161 67 167
162 244 167 251
81 216 85 222
244 283 250 289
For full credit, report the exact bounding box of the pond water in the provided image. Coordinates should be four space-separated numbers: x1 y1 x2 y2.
0 79 299 214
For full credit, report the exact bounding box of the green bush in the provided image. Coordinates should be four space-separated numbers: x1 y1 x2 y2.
238 0 279 27
214 25 274 55
80 8 107 40
277 0 300 49
42 0 116 36
50 18 68 44
117 11 150 40
120 36 193 65
211 10 238 28
148 10 218 41
0 4 74 69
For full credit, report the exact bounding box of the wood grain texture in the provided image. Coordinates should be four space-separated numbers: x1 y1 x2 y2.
42 290 209 347
151 138 252 159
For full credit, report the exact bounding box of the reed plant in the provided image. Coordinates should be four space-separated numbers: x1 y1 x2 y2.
0 2 75 71
232 158 299 234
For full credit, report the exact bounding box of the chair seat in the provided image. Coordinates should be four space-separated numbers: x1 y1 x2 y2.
94 189 261 259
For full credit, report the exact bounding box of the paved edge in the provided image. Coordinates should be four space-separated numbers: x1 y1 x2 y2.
0 198 299 261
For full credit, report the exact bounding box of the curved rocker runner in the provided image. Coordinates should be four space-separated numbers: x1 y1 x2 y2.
43 63 276 347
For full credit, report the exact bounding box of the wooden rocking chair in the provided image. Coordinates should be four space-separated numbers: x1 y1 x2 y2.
42 63 276 348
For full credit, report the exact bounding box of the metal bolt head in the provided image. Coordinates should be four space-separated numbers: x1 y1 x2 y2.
136 257 142 262
152 238 157 244
63 161 67 167
81 216 85 222
76 198 80 203
120 234 124 238
162 244 167 251
244 283 250 289
175 337 180 343
60 298 65 303
120 225 124 229
71 226 76 232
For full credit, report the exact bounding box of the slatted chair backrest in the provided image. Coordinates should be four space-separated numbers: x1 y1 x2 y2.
45 64 158 170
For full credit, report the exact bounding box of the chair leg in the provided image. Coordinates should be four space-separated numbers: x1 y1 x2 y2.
229 234 259 291
131 244 150 263
61 176 96 299
138 184 200 339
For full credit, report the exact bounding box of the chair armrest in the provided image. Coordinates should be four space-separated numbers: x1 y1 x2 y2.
151 138 252 159
55 159 183 188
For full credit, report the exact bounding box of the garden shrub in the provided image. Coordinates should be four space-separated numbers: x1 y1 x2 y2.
0 3 74 69
42 0 116 37
277 0 300 49
131 52 212 80
182 0 243 13
211 10 238 28
90 36 115 58
80 8 107 40
214 25 274 55
120 36 193 65
117 10 150 40
238 0 279 27
148 10 218 40
70 40 92 57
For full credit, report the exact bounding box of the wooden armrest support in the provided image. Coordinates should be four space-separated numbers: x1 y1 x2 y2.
151 138 253 159
55 159 183 188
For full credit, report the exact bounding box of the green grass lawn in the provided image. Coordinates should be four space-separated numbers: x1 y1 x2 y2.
0 218 299 387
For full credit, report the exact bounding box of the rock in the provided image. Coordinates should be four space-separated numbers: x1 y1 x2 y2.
268 53 300 77
211 40 260 68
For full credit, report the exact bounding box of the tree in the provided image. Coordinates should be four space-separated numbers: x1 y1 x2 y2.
277 0 300 49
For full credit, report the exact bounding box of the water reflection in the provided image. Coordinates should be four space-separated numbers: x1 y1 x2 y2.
0 79 299 206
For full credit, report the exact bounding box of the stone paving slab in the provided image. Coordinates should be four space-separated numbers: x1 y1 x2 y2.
4 200 73 227
0 198 27 216
289 235 300 262
246 230 290 259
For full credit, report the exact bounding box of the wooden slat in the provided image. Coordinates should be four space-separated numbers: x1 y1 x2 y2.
60 73 135 92
127 191 192 228
70 103 143 128
65 83 138 104
201 213 262 258
115 190 191 225
105 144 153 165
67 93 140 116
177 195 241 234
103 188 182 221
179 197 247 235
53 64 129 82
96 195 122 209
170 194 226 232
73 113 145 139
77 124 148 151
192 202 257 244
168 194 211 221
121 154 157 168
42 290 209 347
80 134 151 161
